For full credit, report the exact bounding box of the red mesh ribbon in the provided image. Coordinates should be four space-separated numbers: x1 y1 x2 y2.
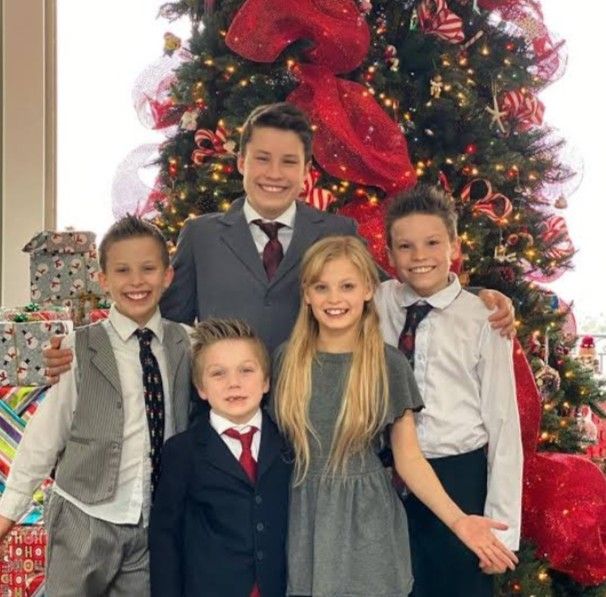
298 168 336 211
288 64 416 194
338 196 394 275
500 89 544 131
512 340 606 585
478 0 564 80
225 0 370 74
418 0 465 44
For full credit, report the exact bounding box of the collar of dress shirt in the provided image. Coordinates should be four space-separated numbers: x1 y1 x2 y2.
243 197 296 229
210 408 263 435
108 304 164 343
397 272 461 310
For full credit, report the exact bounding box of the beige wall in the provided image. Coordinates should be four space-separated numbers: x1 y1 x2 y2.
1 0 55 306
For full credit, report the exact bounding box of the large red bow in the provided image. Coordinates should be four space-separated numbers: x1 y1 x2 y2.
225 0 370 74
500 89 544 132
512 341 606 585
288 64 416 194
418 0 465 44
191 125 234 165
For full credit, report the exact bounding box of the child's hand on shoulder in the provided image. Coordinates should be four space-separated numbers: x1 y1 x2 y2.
479 561 509 574
451 514 518 571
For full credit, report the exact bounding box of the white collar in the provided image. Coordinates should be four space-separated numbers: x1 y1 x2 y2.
397 273 462 310
108 304 164 343
243 197 296 228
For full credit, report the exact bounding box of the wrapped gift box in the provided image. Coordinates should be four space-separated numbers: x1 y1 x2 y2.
0 305 71 323
0 526 47 596
22 230 104 301
0 320 72 387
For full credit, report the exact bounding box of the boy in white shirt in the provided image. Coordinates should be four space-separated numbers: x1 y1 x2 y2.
374 184 523 597
0 215 192 596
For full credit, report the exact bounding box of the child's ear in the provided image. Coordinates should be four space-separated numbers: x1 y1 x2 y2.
195 384 209 402
237 151 246 176
386 244 395 268
162 265 175 290
451 237 462 262
98 271 109 293
263 377 270 394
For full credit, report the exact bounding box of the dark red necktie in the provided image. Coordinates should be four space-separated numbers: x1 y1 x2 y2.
252 220 285 280
223 426 261 597
134 328 165 499
223 427 258 483
398 302 433 369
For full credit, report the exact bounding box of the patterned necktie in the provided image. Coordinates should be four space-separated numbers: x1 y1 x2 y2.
223 427 258 483
252 219 285 280
398 302 433 369
134 328 165 498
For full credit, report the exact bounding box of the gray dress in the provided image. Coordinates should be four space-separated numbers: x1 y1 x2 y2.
271 344 424 597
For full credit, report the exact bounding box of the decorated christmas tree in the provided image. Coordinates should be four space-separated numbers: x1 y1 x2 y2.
129 0 606 593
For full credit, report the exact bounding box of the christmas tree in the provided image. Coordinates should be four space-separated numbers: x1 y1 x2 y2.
137 0 606 593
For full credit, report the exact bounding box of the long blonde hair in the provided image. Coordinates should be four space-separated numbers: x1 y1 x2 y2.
274 236 389 483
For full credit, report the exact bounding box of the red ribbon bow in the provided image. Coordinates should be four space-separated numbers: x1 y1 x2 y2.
500 89 544 132
192 125 232 165
225 0 370 74
461 179 513 225
298 168 336 211
540 215 574 260
418 0 465 45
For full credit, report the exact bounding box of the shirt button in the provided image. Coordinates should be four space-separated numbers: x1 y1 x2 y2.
255 495 262 505
112 443 120 451
256 522 264 532
257 550 264 561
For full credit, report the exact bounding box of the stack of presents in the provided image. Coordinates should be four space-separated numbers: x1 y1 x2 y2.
1 231 109 595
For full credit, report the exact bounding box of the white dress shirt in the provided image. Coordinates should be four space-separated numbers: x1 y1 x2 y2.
375 275 523 549
0 305 175 527
243 198 297 257
209 408 263 461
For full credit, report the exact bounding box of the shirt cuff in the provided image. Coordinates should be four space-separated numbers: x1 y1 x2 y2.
0 489 35 523
492 526 520 551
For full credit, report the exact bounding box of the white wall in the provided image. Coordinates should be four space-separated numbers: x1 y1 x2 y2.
1 0 54 306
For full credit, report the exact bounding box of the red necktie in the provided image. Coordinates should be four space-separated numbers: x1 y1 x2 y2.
223 427 258 483
252 220 285 280
398 302 433 369
223 427 261 597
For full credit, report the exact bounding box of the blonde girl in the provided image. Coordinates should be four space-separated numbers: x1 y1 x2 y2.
271 236 517 597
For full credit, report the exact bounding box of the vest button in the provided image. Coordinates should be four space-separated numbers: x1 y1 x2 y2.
116 402 122 409
255 495 262 505
256 550 264 561
256 522 264 532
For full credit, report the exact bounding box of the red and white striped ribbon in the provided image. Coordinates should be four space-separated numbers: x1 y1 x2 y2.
418 0 465 44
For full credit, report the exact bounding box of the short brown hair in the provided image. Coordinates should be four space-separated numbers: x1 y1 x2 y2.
191 318 270 386
99 215 169 272
385 184 458 247
239 102 313 162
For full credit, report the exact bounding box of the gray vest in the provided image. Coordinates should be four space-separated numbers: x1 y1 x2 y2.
54 320 191 504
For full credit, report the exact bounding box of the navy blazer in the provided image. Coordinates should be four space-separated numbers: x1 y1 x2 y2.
149 411 292 597
160 198 357 354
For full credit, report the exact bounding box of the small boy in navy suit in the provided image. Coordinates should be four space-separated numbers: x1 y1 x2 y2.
149 318 291 597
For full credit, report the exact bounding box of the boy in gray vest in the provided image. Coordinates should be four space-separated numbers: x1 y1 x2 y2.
0 215 192 596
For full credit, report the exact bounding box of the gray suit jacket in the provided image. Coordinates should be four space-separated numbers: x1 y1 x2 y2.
54 320 191 504
160 198 357 353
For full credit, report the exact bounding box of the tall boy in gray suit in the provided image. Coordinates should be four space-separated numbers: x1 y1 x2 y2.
0 216 191 596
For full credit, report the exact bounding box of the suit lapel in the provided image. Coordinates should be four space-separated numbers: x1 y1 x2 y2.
270 202 324 288
219 198 267 286
163 322 188 432
257 411 285 481
88 324 122 394
195 416 253 486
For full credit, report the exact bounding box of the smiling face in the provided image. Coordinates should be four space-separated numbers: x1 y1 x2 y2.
237 126 310 220
304 256 373 349
387 213 460 297
98 236 173 327
195 338 269 424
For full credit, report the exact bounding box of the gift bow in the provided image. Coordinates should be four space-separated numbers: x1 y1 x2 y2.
298 168 336 211
461 178 513 224
540 215 574 260
418 0 465 44
500 89 544 131
192 125 234 165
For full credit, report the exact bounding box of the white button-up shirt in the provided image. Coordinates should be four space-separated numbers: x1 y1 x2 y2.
210 409 263 461
243 198 297 257
375 275 523 549
0 306 175 527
